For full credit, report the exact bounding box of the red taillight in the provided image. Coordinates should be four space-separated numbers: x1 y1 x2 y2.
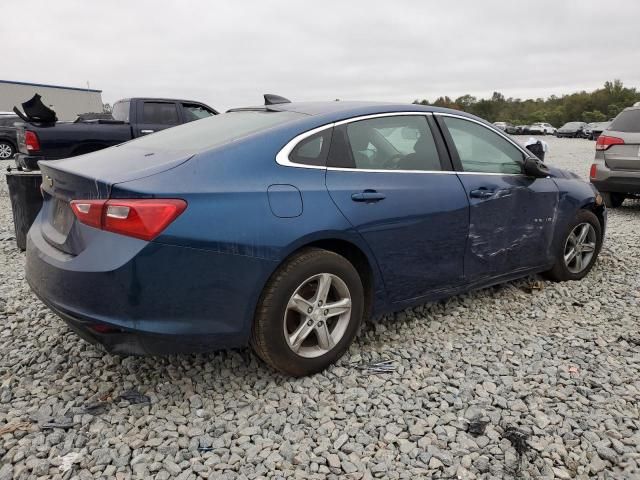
589 164 597 179
70 199 186 240
24 131 40 152
70 200 105 229
596 135 624 151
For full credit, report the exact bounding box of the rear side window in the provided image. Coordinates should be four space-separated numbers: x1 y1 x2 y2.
182 103 215 122
329 115 441 171
442 116 523 174
609 109 640 133
126 110 303 153
142 102 179 125
112 101 130 122
289 130 331 166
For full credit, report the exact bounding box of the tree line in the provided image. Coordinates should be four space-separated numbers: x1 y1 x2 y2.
413 80 640 127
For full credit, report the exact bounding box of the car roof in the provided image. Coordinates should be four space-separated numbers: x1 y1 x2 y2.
115 98 211 104
232 100 485 126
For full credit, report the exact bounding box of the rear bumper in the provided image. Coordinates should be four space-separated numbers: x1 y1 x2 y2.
31 290 245 355
15 153 49 171
26 215 275 355
591 160 640 195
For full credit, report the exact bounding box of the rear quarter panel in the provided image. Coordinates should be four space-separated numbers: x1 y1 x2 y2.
110 129 387 340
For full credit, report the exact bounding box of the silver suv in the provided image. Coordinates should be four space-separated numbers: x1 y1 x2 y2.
590 103 640 207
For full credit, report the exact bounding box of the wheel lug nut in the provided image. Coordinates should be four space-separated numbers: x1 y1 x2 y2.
307 320 313 326
318 300 323 306
317 321 323 327
307 307 313 313
324 309 328 316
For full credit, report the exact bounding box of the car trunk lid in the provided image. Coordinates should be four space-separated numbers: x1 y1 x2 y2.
37 145 194 255
604 131 640 171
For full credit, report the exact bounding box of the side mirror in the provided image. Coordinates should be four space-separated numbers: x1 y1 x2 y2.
524 157 550 178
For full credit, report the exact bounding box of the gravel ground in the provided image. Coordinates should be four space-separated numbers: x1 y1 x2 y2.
0 137 639 480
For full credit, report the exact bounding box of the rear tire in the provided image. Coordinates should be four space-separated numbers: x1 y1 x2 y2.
0 141 15 160
544 210 602 282
601 192 625 208
251 248 364 376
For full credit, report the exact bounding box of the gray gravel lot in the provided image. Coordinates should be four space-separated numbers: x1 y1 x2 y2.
1 137 639 479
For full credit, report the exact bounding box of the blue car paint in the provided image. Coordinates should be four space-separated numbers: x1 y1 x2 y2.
325 169 469 302
457 174 560 279
26 101 605 355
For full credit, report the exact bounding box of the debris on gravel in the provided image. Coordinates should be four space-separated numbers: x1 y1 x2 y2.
1 138 639 479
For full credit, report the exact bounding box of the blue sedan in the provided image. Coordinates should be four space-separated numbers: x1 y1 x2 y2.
26 98 606 376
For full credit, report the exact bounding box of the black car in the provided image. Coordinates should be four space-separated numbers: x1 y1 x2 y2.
556 122 588 138
0 115 20 160
588 121 611 141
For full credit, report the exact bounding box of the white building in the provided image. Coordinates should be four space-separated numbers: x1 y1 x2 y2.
0 79 103 121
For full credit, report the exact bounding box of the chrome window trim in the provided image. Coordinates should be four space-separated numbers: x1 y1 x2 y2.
275 124 331 170
275 112 433 170
275 110 530 177
333 111 432 127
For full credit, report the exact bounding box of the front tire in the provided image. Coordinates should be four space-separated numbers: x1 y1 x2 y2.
601 192 625 208
544 210 602 282
251 248 364 376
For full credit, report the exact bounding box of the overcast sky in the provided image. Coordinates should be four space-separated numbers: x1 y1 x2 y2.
2 1 639 111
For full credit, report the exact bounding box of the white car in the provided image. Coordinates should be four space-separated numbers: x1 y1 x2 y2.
531 122 556 135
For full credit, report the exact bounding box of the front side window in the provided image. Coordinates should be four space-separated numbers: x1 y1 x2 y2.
142 102 179 125
331 115 441 171
442 116 523 174
289 130 331 166
182 103 215 122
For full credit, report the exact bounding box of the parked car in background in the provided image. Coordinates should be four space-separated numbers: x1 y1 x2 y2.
514 125 530 135
14 97 218 170
590 104 640 207
531 122 556 135
587 121 611 140
556 122 588 138
493 122 516 134
527 123 546 135
0 115 21 160
26 98 606 376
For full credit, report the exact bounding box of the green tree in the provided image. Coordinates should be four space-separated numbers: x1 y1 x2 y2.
582 110 607 123
412 80 639 126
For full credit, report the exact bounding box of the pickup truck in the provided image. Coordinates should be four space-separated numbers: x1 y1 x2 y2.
14 96 218 170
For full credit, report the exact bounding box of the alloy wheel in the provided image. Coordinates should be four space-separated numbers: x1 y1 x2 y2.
283 273 352 358
0 143 13 159
564 222 597 274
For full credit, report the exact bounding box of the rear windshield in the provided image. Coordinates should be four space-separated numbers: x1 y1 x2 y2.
124 110 303 152
112 101 130 122
609 109 640 133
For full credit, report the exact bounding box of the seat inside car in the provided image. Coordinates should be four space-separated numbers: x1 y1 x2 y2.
397 134 441 171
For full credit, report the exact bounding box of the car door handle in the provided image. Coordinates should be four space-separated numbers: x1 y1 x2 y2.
140 129 155 134
351 190 386 203
469 188 495 199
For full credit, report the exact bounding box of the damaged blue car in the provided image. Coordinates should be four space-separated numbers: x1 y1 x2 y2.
26 97 606 376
